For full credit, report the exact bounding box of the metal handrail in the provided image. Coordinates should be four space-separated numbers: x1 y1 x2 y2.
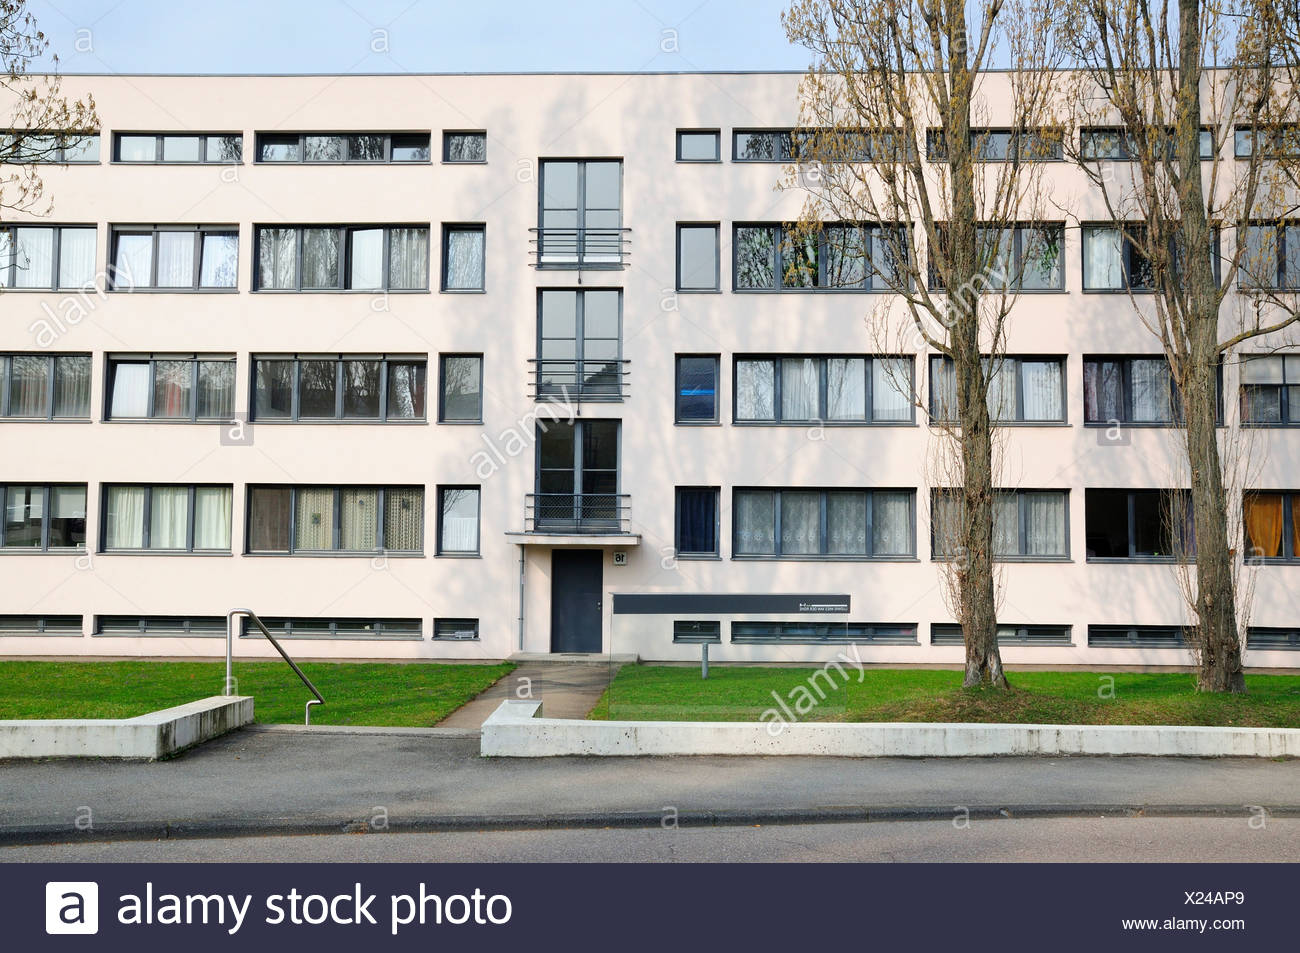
527 358 629 400
226 608 325 725
525 493 630 534
529 226 631 268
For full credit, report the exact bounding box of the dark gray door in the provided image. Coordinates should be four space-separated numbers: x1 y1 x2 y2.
551 549 603 653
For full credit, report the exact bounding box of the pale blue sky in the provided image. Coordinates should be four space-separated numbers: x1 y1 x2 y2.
28 0 809 73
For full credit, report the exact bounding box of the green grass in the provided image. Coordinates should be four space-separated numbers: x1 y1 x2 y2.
0 660 515 727
590 666 1300 728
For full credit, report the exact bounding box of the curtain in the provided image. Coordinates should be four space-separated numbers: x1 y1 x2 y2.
931 359 957 419
48 485 86 548
1084 360 1123 422
193 486 231 550
114 233 152 289
3 485 42 547
931 493 961 557
248 487 290 551
780 491 821 554
993 492 1020 556
1023 492 1067 556
258 228 296 289
872 357 911 421
349 228 384 290
872 491 912 556
440 488 478 552
301 228 340 288
294 488 335 550
58 228 96 288
1131 359 1172 422
110 362 150 418
53 356 90 417
736 360 775 420
197 361 235 419
8 355 48 416
1083 226 1123 289
734 491 775 554
199 233 238 288
389 227 430 290
149 486 189 549
340 488 379 550
985 359 1017 421
676 489 716 553
781 358 819 420
826 491 867 554
13 228 54 288
444 229 483 290
155 232 195 287
105 486 146 549
387 362 428 419
152 360 191 418
826 358 866 420
384 487 423 551
1244 494 1284 558
1021 360 1063 421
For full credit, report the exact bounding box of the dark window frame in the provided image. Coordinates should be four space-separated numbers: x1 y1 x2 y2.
252 224 431 292
2 131 100 164
433 618 480 641
435 485 482 557
1080 126 1215 161
107 225 239 291
730 621 918 644
437 353 483 424
732 487 918 560
0 352 91 419
0 483 87 551
675 222 721 292
249 354 427 423
930 623 1073 646
1081 223 1221 292
535 287 624 401
240 617 424 639
1237 222 1300 291
1247 627 1300 650
928 354 1068 425
245 485 425 555
536 157 625 270
1234 124 1300 159
927 127 1064 162
253 132 431 164
675 354 720 424
927 223 1066 292
113 132 244 164
0 223 98 290
442 131 487 164
105 353 236 422
733 222 908 292
94 615 226 637
1084 488 1195 562
675 129 721 162
674 486 721 558
440 223 486 292
1240 353 1300 426
100 483 232 553
1243 491 1300 563
930 488 1072 561
733 354 916 425
0 614 83 636
1088 625 1189 648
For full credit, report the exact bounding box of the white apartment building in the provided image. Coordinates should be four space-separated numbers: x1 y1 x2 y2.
0 72 1297 667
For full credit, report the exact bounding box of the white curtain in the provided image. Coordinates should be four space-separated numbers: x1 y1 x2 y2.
199 233 238 288
193 486 231 550
1021 360 1063 421
389 227 429 290
349 228 384 290
0 230 10 287
58 228 96 288
196 361 235 419
931 493 961 557
734 491 775 554
7 355 48 416
384 488 423 551
105 486 146 549
155 232 195 287
114 233 153 289
872 491 912 555
1084 360 1123 422
780 491 821 554
826 358 866 420
826 491 867 554
985 359 1017 421
53 356 91 417
295 488 335 550
340 488 379 550
1083 226 1123 289
931 359 957 419
13 227 54 288
1131 359 1172 422
872 357 912 421
444 229 483 290
1023 492 1067 557
993 492 1020 556
735 361 775 420
440 488 479 552
150 486 189 549
781 358 819 420
110 363 150 418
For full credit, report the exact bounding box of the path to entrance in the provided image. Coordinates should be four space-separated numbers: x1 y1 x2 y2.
436 656 624 729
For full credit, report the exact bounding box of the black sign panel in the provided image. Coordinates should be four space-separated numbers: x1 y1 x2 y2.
611 593 850 615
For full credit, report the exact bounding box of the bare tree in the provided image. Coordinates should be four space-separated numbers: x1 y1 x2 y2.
0 0 97 215
1056 0 1299 692
781 0 1064 687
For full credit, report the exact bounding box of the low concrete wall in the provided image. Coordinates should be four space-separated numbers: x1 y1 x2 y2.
0 696 254 760
481 700 1300 758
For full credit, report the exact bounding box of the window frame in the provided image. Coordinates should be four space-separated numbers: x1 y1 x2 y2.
675 222 721 292
99 483 232 554
240 617 424 639
928 354 1068 425
674 486 721 558
442 130 487 164
437 353 483 424
930 488 1072 561
927 223 1066 293
94 615 226 637
107 225 239 292
436 485 482 557
249 354 428 423
1243 491 1300 563
1234 124 1300 159
1237 222 1300 291
675 129 721 163
112 132 244 164
926 127 1064 162
440 223 486 292
1080 223 1220 292
104 353 236 422
733 354 916 425
930 623 1073 646
1239 353 1300 426
731 487 918 561
245 484 425 555
252 224 431 292
1087 625 1189 648
0 352 91 419
732 222 908 292
536 158 625 270
2 131 100 164
0 614 83 636
0 224 99 290
730 621 919 644
0 483 87 551
673 620 722 643
535 287 625 401
1080 126 1215 161
675 354 720 424
1083 488 1195 563
253 132 432 164
433 618 480 641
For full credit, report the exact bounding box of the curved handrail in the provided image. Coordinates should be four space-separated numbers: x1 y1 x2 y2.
226 608 326 725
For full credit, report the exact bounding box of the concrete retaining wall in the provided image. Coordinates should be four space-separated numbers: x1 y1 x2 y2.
0 696 254 760
481 700 1300 758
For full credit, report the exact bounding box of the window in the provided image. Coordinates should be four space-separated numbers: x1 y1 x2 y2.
441 225 485 290
247 485 424 554
733 129 800 161
443 131 486 163
0 615 82 636
2 131 99 163
438 354 482 422
1084 489 1194 560
1243 492 1300 562
537 289 623 399
1 484 86 550
0 225 96 289
242 617 423 639
733 488 915 558
434 618 479 641
108 226 238 290
1247 627 1300 650
675 487 719 557
932 489 1069 560
929 355 1065 423
1241 354 1300 425
1083 356 1178 425
106 355 235 421
534 419 622 531
1081 127 1214 161
676 130 720 162
735 355 913 423
437 486 481 555
676 355 719 423
733 223 906 291
926 127 1063 161
1 353 90 418
1082 225 1216 291
1088 626 1188 648
928 224 1063 291
732 128 904 163
114 133 242 163
102 485 231 552
537 159 623 267
95 616 225 637
676 224 720 291
673 620 721 643
252 355 426 421
731 621 917 644
255 225 429 291
930 624 1072 646
1238 223 1300 290
1234 125 1300 158
254 132 430 163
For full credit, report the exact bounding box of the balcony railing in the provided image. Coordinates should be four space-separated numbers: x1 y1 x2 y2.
525 493 631 534
530 227 631 269
528 358 629 401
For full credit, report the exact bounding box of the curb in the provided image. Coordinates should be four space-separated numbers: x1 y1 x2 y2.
247 724 480 739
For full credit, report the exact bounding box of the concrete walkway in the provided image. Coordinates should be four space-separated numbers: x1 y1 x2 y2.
436 657 623 729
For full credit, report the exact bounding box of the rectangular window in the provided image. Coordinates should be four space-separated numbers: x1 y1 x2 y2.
3 131 99 163
731 621 917 644
676 355 719 423
1234 125 1300 158
675 487 719 557
95 616 226 637
1081 127 1214 160
441 225 485 290
433 618 479 641
443 131 486 163
251 355 425 421
1082 225 1214 291
106 355 234 421
927 224 1063 291
254 132 430 163
1238 223 1300 290
438 354 482 423
1243 492 1300 562
101 484 231 552
929 355 1065 423
114 133 242 163
733 128 907 163
537 289 623 399
927 127 1063 161
255 225 429 291
1084 488 1194 560
932 489 1069 560
437 486 481 555
1088 626 1188 648
733 488 915 558
1 484 86 550
537 159 623 267
1 353 90 418
930 624 1072 646
242 617 423 639
735 355 913 423
676 130 720 161
247 485 423 554
0 615 82 636
676 224 720 291
1247 627 1300 650
107 226 237 290
1241 354 1300 425
1083 356 1181 425
673 620 722 643
0 225 97 289
733 223 906 291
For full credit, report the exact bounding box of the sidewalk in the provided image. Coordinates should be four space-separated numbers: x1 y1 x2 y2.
437 657 622 729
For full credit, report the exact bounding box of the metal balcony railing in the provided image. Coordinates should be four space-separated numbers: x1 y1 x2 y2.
530 227 631 269
525 493 631 534
528 358 629 401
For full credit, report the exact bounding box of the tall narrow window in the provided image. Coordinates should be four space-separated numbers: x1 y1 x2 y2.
537 289 622 399
442 225 485 290
438 354 482 422
437 487 481 554
676 355 719 423
677 224 720 290
538 160 623 267
675 488 719 556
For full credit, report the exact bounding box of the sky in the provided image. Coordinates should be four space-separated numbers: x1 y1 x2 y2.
27 0 810 74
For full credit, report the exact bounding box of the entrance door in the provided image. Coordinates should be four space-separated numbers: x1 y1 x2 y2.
551 549 603 653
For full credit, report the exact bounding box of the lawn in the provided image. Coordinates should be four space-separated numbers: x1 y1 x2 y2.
590 666 1300 728
0 660 515 727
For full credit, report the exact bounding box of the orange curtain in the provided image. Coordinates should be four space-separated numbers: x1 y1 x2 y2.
1244 494 1284 558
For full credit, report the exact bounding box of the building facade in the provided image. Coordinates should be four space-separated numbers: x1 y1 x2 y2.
1 72 1297 667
